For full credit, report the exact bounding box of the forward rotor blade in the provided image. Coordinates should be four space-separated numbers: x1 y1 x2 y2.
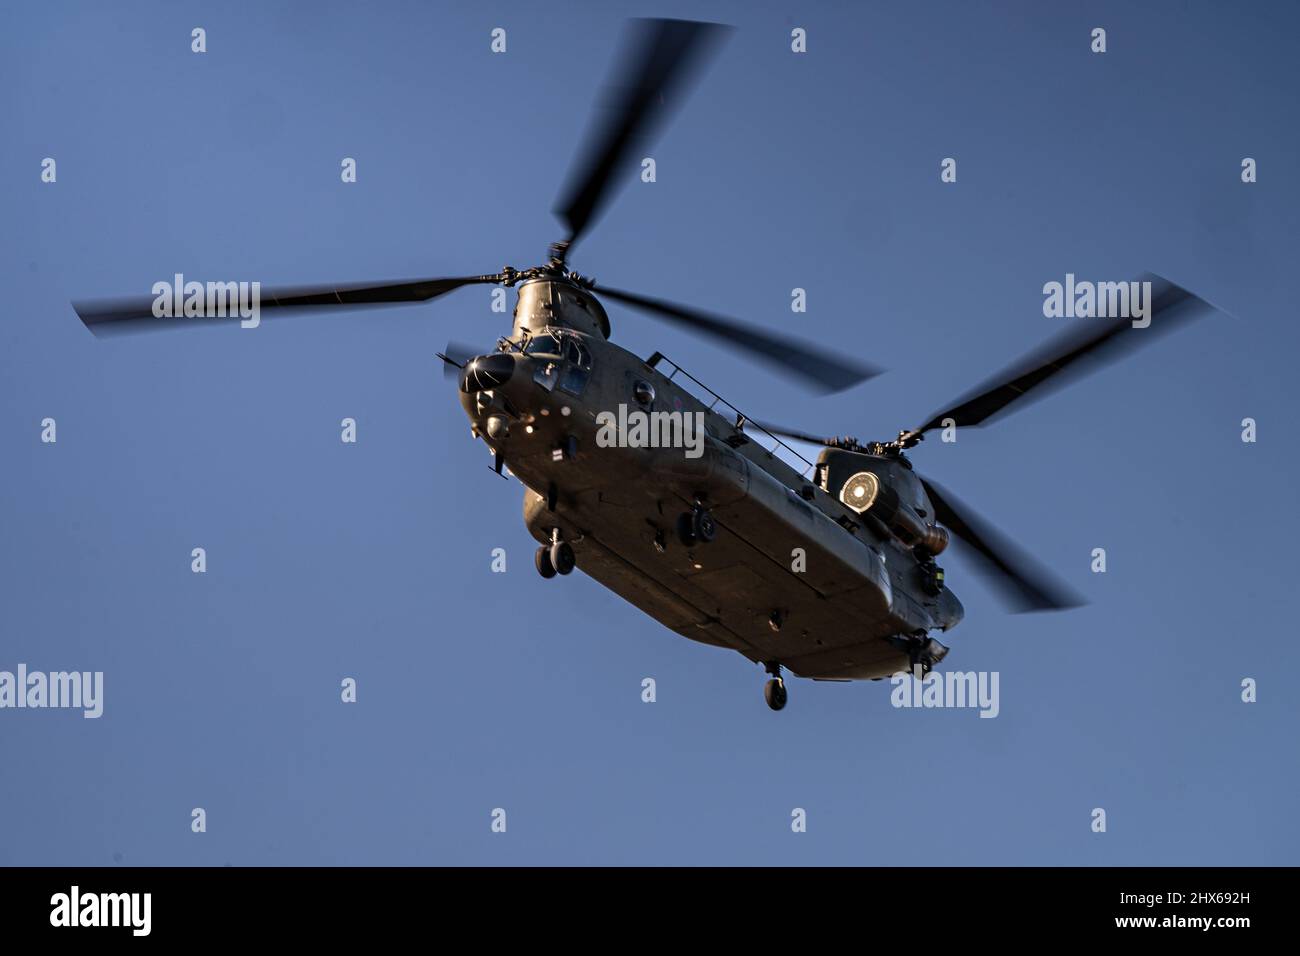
437 340 492 380
920 475 1083 613
596 284 881 393
554 18 730 250
909 274 1215 439
73 275 501 336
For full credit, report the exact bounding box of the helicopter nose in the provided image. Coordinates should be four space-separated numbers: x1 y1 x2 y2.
460 353 514 393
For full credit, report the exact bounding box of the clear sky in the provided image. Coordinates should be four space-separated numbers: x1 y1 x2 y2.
2 0 1296 865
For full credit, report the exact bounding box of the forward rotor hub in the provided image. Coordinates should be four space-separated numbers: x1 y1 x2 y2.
499 253 596 291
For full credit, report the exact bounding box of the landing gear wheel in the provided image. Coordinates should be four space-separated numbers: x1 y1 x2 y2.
535 546 557 579
550 540 575 575
677 507 716 546
764 678 788 712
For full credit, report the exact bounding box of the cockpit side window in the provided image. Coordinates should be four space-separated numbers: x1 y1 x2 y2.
559 339 592 395
563 339 592 369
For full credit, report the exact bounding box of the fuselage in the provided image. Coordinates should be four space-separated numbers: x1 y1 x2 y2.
456 276 962 680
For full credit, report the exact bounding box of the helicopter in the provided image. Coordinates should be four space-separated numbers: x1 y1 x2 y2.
72 18 1217 711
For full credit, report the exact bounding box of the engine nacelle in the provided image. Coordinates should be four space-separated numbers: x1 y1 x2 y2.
838 469 949 555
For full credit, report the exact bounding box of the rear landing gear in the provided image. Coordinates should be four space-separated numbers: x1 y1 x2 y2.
902 630 950 677
763 662 788 712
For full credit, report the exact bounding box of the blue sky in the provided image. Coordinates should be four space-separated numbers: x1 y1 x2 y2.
2 0 1297 865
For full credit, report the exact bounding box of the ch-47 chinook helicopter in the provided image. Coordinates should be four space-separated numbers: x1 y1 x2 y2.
73 19 1217 710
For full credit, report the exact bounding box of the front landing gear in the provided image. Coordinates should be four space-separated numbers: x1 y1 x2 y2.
536 529 575 579
763 662 788 712
550 539 575 575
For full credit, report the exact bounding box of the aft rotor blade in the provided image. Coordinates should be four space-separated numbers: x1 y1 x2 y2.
908 274 1215 439
73 275 501 336
596 284 881 394
750 420 838 447
920 475 1083 613
554 18 730 250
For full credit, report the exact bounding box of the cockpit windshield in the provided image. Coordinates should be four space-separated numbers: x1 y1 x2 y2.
523 332 564 357
523 329 593 395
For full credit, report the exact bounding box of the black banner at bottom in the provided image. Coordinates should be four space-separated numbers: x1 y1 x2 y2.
0 866 1280 941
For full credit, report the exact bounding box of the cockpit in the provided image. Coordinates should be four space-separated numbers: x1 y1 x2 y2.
522 331 563 357
516 327 593 396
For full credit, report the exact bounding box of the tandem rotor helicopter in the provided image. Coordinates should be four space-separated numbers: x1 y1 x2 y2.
75 19 1216 710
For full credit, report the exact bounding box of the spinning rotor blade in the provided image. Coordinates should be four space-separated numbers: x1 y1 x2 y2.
746 418 1084 612
74 275 501 336
437 340 492 380
554 18 730 251
750 420 839 447
907 274 1214 440
919 475 1083 613
596 284 881 394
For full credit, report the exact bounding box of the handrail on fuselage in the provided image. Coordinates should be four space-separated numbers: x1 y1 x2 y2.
646 353 817 481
